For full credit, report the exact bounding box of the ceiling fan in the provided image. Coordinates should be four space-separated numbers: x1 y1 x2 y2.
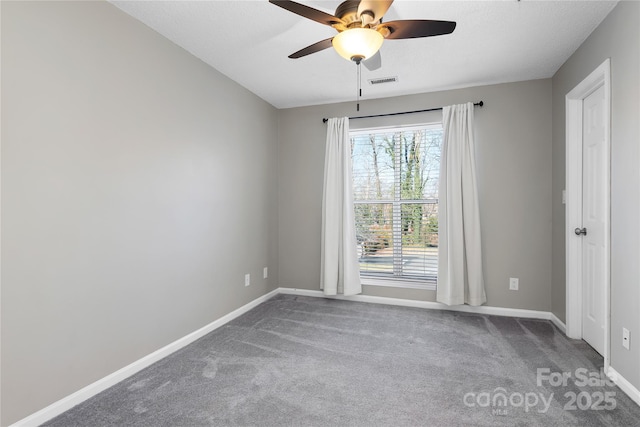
269 0 456 70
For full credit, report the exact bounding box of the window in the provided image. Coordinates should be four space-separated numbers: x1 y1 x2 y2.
351 124 442 288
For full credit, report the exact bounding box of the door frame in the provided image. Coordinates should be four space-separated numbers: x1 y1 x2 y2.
565 58 611 368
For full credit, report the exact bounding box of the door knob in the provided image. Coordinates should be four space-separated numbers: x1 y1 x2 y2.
574 227 587 236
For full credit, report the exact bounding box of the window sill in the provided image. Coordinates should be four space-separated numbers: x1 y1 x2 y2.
360 276 436 291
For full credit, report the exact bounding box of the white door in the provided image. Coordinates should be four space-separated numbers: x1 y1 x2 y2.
580 84 606 355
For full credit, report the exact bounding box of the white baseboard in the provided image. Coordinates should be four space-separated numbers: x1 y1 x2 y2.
10 289 280 427
549 313 567 334
607 366 640 406
278 287 563 324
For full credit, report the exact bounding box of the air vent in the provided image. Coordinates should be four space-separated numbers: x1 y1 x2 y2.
368 76 398 85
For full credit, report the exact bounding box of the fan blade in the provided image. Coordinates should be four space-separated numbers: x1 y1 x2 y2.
288 37 334 58
363 51 381 71
379 20 456 39
358 0 393 23
269 0 344 26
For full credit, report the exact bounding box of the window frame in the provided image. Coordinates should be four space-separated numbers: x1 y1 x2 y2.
350 122 442 291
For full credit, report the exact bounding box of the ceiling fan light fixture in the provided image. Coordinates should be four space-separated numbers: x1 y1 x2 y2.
332 28 383 63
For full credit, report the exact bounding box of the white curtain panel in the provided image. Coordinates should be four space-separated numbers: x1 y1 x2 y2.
321 117 362 296
437 103 486 306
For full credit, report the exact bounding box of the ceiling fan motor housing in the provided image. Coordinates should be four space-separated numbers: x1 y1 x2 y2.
335 0 377 28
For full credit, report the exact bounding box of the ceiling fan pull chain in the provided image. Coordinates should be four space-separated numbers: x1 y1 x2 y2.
357 61 361 112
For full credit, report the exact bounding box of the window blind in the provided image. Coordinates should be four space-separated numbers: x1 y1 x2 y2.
351 124 442 285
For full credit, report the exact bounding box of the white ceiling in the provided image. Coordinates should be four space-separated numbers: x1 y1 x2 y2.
110 0 617 109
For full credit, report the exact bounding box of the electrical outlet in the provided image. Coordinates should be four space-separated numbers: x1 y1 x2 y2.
509 277 519 291
244 274 250 287
263 267 268 279
623 328 630 350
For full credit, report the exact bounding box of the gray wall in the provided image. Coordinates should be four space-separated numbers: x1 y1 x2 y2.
551 1 640 391
278 79 553 311
1 1 279 424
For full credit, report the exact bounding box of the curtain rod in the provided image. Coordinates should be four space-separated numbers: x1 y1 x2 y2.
322 101 484 123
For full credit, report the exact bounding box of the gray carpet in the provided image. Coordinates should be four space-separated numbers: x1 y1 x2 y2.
44 294 640 426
